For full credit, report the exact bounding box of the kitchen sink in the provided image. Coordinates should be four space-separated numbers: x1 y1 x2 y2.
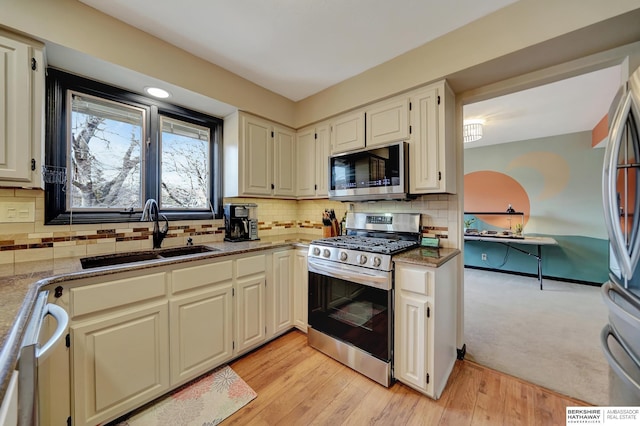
80 245 219 269
157 245 218 257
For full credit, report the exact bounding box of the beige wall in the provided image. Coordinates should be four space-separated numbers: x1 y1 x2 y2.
0 0 296 126
3 0 640 128
295 0 640 127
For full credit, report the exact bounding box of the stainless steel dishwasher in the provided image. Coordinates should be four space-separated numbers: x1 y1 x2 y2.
17 291 68 426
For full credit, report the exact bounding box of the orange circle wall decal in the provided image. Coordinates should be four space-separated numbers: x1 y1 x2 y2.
464 171 530 228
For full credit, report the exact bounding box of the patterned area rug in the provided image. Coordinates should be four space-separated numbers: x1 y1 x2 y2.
111 365 256 426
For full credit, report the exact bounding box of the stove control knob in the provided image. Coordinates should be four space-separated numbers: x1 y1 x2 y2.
339 251 348 261
323 249 331 258
312 247 320 256
358 254 368 265
372 257 382 267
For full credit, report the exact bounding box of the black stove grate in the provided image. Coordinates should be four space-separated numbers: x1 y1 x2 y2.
313 235 419 255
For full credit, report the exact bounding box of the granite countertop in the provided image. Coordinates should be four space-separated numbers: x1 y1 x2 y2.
393 246 460 267
0 233 314 403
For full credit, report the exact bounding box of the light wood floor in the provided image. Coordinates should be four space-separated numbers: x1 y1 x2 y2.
227 330 588 426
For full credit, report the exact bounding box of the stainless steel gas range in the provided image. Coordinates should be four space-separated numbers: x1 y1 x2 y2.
307 212 421 387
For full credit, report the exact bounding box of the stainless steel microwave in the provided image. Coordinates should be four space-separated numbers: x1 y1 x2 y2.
328 141 411 201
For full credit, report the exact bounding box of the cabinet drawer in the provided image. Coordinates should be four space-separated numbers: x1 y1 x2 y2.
70 273 166 318
171 260 233 293
395 264 433 296
236 254 266 278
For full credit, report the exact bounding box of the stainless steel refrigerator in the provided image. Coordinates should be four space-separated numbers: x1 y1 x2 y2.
602 64 640 405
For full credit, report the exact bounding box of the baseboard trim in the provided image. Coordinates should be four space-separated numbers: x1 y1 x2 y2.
464 265 602 287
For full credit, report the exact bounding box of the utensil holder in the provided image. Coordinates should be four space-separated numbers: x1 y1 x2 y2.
323 226 332 238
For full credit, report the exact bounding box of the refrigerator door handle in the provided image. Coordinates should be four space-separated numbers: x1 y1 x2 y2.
603 88 640 280
601 324 640 391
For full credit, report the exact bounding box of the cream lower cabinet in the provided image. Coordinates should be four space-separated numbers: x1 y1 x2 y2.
170 260 234 386
235 254 267 354
269 250 294 337
71 301 170 426
394 257 457 399
293 248 308 332
40 249 300 425
0 371 17 426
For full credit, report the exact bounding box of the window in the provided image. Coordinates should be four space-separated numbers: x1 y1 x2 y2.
45 69 223 224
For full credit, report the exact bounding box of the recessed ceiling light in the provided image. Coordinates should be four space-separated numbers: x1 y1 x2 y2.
145 87 171 99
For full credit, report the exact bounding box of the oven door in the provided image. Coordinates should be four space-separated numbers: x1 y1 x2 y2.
308 258 392 362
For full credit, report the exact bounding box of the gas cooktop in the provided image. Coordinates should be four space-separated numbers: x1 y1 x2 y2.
312 235 419 255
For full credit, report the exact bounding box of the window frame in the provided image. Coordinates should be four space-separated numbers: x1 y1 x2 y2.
45 68 223 224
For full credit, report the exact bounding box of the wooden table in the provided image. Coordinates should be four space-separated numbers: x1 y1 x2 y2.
463 235 558 289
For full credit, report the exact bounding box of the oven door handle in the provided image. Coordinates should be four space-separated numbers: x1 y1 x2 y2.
308 258 391 290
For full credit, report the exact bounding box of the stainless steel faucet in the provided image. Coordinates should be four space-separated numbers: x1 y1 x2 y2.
141 199 169 249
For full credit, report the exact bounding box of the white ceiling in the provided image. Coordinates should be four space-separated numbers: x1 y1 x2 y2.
463 65 623 148
79 0 518 101
59 0 624 145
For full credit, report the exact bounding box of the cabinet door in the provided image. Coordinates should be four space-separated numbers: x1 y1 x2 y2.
274 126 296 197
235 275 266 353
395 290 429 392
296 127 316 197
270 250 293 336
314 124 331 197
242 114 272 195
0 35 33 182
71 302 169 426
331 111 365 153
293 248 308 332
366 98 409 147
410 86 440 193
169 283 233 385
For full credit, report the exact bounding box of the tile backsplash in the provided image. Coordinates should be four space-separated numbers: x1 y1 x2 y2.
0 188 457 264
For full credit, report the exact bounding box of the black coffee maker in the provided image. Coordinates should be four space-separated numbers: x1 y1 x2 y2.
224 203 259 242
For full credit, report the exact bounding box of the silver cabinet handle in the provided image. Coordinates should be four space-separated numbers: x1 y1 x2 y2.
36 303 68 362
601 324 640 392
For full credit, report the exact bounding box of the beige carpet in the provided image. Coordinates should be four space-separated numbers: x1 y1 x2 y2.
110 365 256 425
464 268 610 405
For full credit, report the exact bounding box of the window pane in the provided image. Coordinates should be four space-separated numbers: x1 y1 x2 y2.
160 116 210 209
69 92 144 209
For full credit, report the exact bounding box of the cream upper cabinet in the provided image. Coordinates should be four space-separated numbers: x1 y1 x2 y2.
331 111 365 154
394 256 457 399
293 248 308 332
296 123 330 198
224 111 295 198
273 125 296 197
269 250 294 337
409 81 456 194
365 97 410 147
0 30 44 188
243 114 273 195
